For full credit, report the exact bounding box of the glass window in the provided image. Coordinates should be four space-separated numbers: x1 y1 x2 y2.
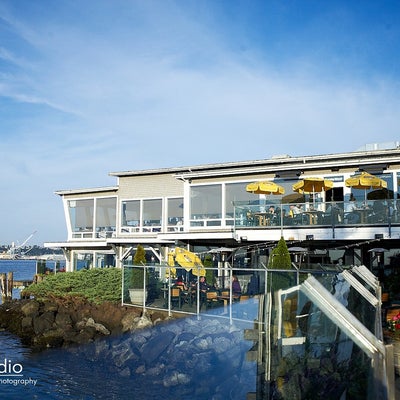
225 182 255 218
95 253 115 268
122 200 140 227
68 199 94 232
143 199 162 227
96 197 116 233
190 185 222 220
73 252 93 270
167 197 183 229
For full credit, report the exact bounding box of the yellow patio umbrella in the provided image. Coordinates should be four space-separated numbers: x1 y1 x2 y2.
345 172 387 190
169 247 206 277
292 177 334 194
246 181 285 195
345 172 387 203
292 177 334 207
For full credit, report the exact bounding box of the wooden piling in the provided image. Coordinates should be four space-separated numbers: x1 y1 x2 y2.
7 272 13 300
0 272 14 301
0 273 6 300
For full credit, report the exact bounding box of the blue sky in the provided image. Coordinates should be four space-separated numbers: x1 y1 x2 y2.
1 0 399 245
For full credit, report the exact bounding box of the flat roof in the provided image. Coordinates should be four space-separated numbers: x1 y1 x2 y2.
55 146 400 194
54 186 118 196
108 147 400 178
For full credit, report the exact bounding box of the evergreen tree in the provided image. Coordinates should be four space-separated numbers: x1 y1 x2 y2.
268 237 291 269
268 237 293 291
133 244 146 265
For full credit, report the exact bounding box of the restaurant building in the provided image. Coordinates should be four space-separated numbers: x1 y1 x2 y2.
46 142 400 274
45 143 399 398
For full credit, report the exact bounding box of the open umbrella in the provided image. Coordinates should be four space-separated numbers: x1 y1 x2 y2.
292 177 334 194
345 172 387 203
292 177 334 206
170 247 206 276
246 181 285 195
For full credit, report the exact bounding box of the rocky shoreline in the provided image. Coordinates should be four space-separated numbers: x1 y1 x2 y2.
0 297 257 399
0 297 171 350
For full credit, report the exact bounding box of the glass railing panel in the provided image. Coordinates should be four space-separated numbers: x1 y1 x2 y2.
265 271 386 399
235 199 395 229
121 263 389 396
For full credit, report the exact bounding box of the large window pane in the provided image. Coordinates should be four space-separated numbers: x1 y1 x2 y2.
143 199 162 229
96 197 116 229
122 200 140 227
225 182 255 218
190 185 222 220
68 199 94 232
96 197 116 237
167 197 183 231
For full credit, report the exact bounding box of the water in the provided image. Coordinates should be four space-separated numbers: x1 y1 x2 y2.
0 260 258 399
0 259 38 304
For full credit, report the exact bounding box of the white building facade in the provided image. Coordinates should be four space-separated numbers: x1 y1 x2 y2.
46 146 400 273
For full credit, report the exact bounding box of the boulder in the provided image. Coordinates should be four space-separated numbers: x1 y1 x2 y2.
86 317 110 335
33 311 55 334
21 300 40 317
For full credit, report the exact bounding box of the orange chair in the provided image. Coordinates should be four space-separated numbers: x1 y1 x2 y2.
205 291 220 309
170 287 182 309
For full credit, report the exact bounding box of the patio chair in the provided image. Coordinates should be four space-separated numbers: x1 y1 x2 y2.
205 290 220 309
170 287 182 309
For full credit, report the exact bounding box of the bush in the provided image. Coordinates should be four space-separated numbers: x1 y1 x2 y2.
23 268 122 304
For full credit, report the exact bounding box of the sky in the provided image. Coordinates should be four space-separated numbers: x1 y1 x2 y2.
1 0 400 245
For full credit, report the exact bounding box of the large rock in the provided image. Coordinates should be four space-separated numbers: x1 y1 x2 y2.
86 317 110 335
33 311 55 334
141 330 175 365
21 300 40 317
33 328 65 348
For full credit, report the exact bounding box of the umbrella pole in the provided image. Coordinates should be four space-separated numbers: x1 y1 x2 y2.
313 184 315 208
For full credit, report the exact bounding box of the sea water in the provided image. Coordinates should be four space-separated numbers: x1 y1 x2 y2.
0 260 258 399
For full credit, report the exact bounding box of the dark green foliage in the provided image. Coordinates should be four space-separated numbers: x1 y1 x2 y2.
268 237 292 269
268 237 294 291
23 268 122 304
203 254 215 285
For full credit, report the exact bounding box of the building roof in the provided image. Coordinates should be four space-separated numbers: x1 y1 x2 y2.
55 145 400 195
54 186 118 196
109 147 400 179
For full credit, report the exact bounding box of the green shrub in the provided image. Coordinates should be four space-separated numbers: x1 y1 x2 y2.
268 237 294 291
130 244 148 289
23 268 122 304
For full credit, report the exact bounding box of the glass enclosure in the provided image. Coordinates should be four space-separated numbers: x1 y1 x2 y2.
122 262 391 399
235 198 397 229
